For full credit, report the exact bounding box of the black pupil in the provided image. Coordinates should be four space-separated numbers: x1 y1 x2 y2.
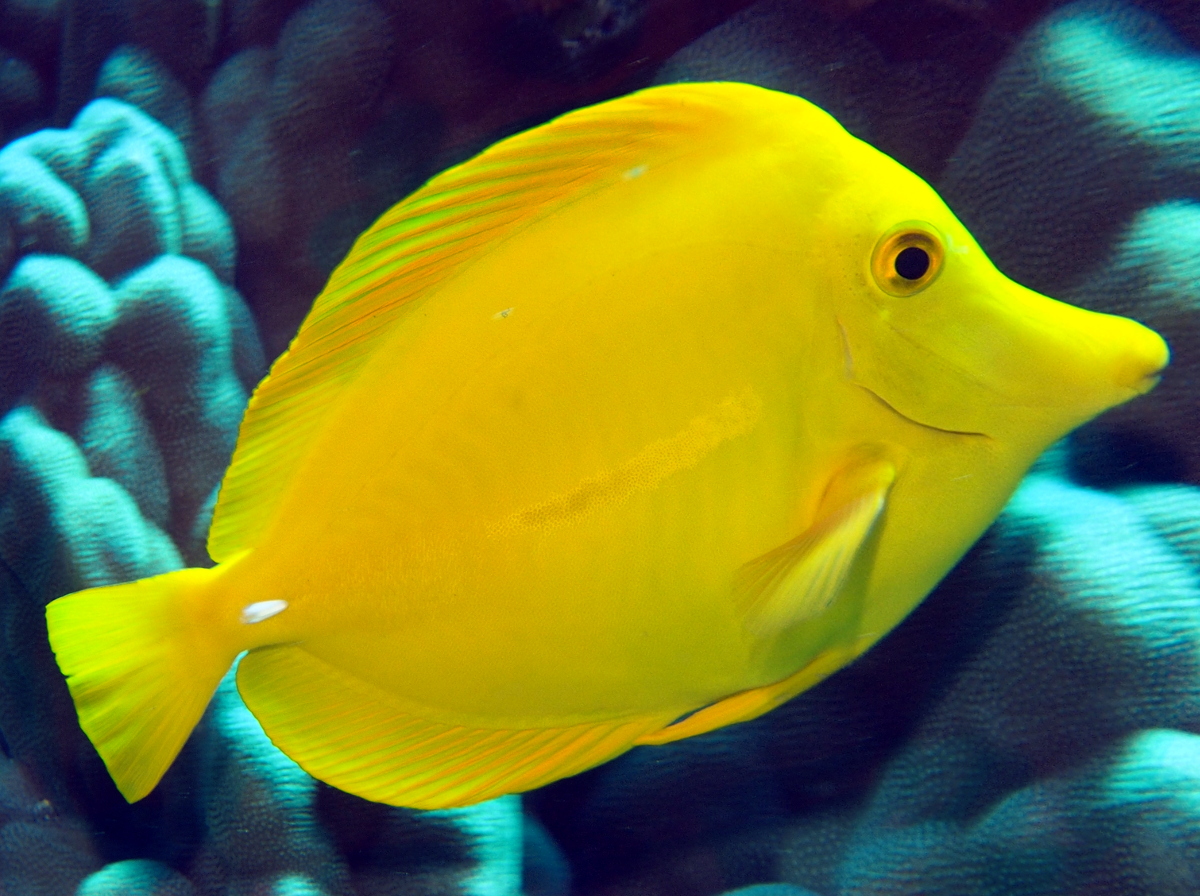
894 246 930 281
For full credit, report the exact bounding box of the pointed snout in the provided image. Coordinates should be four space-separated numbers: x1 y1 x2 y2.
1112 319 1169 395
1003 283 1169 415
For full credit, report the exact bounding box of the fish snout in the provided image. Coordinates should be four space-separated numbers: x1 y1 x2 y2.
1112 321 1170 396
1001 283 1169 415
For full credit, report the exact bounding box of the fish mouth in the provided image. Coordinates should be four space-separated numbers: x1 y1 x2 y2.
1133 373 1163 396
855 384 989 438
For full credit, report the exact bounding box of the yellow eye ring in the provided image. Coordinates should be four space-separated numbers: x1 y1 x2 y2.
871 224 944 296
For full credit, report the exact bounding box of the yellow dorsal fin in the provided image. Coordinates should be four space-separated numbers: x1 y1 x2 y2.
207 82 766 561
734 458 896 637
236 645 672 808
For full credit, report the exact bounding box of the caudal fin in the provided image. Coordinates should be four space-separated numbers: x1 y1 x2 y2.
45 567 233 801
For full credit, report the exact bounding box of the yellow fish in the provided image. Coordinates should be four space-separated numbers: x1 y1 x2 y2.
45 83 1167 810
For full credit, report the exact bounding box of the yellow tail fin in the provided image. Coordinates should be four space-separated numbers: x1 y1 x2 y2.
45 567 234 802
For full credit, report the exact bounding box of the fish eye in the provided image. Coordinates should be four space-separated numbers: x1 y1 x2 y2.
871 225 944 296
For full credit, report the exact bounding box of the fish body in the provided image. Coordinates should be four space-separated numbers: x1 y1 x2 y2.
46 83 1168 809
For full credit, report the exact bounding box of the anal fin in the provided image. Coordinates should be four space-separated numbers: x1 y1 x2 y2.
634 640 861 745
236 646 670 809
734 457 896 637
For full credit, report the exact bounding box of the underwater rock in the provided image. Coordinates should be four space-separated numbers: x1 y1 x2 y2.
939 0 1200 296
1064 201 1200 485
189 675 354 896
94 44 197 163
652 0 1015 181
0 748 102 896
77 859 197 896
56 0 219 124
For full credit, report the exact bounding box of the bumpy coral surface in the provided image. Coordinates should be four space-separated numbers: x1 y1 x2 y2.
0 1 1197 895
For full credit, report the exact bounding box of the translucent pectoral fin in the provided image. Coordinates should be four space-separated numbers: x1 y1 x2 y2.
734 458 896 637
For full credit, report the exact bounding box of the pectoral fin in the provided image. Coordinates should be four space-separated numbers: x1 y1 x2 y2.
734 458 896 637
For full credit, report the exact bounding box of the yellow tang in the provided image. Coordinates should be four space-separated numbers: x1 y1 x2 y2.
46 82 1168 810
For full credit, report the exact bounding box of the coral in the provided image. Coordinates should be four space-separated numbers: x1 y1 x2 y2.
652 0 1020 181
0 752 103 896
188 675 354 896
202 0 410 354
0 98 258 557
56 0 220 124
0 0 62 144
534 471 1200 896
939 0 1200 297
94 44 196 166
0 94 251 882
522 814 571 896
190 674 525 896
1065 201 1200 486
77 859 197 896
